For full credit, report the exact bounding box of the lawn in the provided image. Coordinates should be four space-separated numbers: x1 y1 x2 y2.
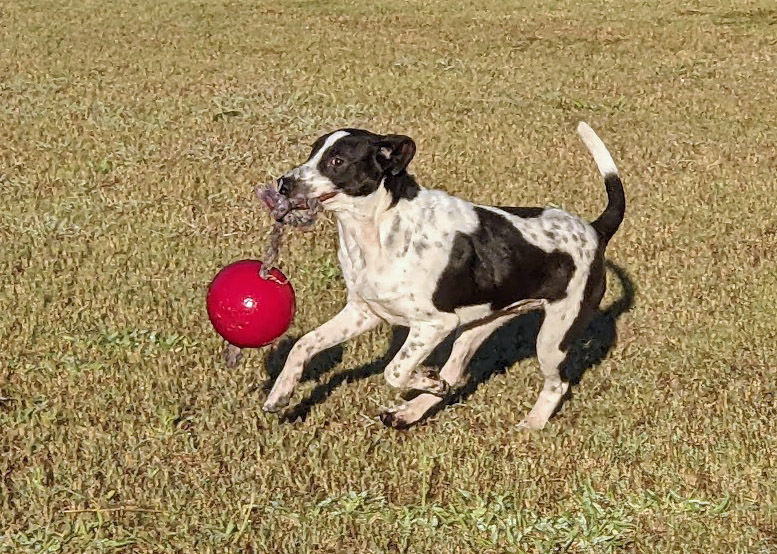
1 0 776 552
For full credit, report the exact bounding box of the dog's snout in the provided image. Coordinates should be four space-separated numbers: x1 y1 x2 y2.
278 176 294 196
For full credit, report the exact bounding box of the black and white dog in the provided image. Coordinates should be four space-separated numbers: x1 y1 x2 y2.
262 122 624 430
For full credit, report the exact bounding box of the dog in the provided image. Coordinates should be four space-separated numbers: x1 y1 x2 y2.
261 122 624 430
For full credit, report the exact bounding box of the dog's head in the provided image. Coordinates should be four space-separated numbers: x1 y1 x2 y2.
276 129 417 208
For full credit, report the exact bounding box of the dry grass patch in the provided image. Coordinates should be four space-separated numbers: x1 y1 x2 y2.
2 0 776 552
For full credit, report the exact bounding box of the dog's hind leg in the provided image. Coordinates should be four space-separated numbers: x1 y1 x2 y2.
380 313 515 429
519 297 595 430
520 254 606 430
518 300 575 430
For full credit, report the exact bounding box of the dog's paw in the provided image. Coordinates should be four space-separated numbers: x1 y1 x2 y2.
406 369 450 397
262 394 291 413
222 344 243 368
424 378 450 397
517 415 547 431
379 409 413 430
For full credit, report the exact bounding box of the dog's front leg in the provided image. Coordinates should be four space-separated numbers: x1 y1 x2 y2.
383 321 458 395
263 302 380 412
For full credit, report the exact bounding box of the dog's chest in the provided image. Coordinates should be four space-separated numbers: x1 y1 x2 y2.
335 209 449 323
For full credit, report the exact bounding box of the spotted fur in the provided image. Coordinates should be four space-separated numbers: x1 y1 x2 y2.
263 122 624 430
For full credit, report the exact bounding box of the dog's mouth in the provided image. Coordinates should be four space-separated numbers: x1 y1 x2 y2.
256 185 338 225
313 190 339 203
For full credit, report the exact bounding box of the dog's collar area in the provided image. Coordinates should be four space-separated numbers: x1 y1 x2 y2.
284 191 338 210
314 191 338 204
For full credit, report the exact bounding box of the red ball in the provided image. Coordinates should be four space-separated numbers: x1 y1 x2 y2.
206 260 295 348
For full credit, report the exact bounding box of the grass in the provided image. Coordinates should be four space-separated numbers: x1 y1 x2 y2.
1 0 776 551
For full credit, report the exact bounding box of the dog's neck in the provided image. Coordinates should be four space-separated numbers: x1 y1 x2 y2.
328 180 394 226
329 182 395 264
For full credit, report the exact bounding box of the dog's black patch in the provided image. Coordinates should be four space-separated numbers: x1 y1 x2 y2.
379 410 412 430
432 208 575 312
384 172 420 206
311 129 420 204
495 206 545 218
315 130 385 197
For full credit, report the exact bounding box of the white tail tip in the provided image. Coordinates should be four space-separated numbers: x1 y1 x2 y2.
577 121 618 177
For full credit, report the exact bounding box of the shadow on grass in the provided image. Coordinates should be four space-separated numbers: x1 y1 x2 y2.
264 261 635 423
264 328 410 423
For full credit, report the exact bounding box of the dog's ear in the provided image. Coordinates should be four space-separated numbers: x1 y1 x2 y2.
375 135 416 176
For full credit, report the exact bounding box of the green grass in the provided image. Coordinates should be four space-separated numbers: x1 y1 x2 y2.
2 0 777 551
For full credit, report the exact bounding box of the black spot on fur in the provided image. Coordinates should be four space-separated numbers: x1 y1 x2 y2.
432 208 576 312
496 206 545 218
385 215 401 247
545 230 556 240
380 410 411 430
413 240 429 255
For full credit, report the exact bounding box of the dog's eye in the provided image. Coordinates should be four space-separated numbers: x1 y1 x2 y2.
330 157 344 167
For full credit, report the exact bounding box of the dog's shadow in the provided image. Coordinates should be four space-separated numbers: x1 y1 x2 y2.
264 262 635 424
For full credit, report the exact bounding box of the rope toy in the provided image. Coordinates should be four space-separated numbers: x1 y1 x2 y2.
255 184 326 281
220 184 327 368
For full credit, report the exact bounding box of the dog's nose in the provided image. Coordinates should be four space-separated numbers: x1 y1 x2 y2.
278 176 293 196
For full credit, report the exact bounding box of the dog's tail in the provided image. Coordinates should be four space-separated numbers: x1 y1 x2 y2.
577 122 624 245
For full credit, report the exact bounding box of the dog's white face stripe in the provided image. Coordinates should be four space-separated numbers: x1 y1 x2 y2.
287 130 350 195
305 130 349 169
